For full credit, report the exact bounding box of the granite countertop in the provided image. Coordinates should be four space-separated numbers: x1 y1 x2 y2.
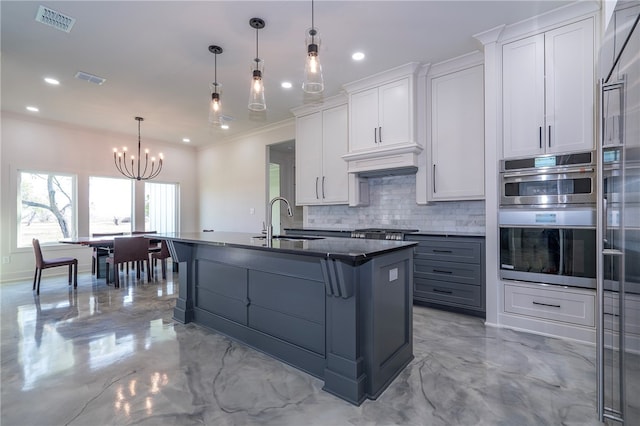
155 232 417 264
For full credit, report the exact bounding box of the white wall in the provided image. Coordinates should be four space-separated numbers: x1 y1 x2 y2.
0 112 198 282
197 119 295 233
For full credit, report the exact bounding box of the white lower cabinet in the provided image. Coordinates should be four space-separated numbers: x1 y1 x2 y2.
294 100 348 205
504 282 595 327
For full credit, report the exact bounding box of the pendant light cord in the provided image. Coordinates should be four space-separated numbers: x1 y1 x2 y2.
311 0 315 43
255 27 259 67
214 52 218 93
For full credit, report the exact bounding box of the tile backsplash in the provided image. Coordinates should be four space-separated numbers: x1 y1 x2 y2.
305 174 486 234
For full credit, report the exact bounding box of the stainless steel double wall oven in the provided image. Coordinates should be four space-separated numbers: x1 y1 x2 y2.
499 151 597 289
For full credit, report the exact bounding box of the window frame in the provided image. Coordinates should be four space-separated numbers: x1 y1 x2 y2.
17 169 78 248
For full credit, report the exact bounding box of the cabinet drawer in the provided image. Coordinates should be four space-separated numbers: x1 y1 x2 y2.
415 278 482 309
408 238 481 264
415 259 481 286
504 283 595 327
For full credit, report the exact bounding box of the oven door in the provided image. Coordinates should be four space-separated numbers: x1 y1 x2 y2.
499 209 596 289
500 167 595 206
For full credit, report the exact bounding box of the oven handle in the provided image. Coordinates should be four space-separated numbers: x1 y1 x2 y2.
501 166 594 179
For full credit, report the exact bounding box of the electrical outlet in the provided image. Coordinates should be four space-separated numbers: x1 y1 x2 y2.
2 256 10 264
249 208 255 215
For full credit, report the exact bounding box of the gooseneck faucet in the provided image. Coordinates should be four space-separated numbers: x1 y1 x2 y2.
266 196 293 241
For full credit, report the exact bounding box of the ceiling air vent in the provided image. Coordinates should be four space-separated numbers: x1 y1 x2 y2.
35 5 76 33
74 71 106 86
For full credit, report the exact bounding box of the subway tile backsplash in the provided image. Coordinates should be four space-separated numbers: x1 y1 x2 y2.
305 175 486 234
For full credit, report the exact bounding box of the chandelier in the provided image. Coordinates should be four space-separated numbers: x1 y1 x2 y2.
113 117 163 180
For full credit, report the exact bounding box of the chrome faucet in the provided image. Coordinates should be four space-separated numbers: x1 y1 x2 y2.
266 196 293 241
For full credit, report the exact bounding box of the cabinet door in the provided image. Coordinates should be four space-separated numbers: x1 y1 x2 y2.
295 112 323 205
502 34 546 158
349 87 379 152
430 65 485 200
321 104 349 204
378 78 411 146
545 18 594 154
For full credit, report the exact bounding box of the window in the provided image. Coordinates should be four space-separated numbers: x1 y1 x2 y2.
18 171 76 247
89 177 133 235
145 182 178 233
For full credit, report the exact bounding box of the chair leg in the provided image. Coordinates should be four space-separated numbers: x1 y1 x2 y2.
73 261 78 288
161 259 167 279
115 264 120 288
68 264 72 285
146 260 151 282
33 268 38 291
36 269 42 295
92 257 96 274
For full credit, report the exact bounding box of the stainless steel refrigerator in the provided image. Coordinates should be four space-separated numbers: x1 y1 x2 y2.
598 1 640 423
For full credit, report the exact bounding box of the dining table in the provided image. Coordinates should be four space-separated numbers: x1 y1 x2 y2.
60 234 161 279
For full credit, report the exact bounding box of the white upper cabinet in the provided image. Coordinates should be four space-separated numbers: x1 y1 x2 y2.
293 99 348 206
350 78 411 152
342 63 422 175
429 61 485 201
502 18 594 158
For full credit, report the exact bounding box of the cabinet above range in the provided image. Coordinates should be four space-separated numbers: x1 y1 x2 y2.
342 62 423 175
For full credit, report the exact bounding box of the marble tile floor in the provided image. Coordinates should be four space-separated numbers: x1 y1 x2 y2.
0 272 603 426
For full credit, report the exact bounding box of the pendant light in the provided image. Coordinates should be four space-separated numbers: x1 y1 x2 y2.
208 45 223 126
113 117 163 181
302 0 324 94
248 17 266 111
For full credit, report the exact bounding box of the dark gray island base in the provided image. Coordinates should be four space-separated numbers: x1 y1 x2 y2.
158 232 416 405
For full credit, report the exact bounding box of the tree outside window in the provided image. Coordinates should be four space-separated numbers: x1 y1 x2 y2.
18 171 76 247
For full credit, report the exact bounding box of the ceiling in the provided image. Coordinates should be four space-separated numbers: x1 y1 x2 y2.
1 1 572 148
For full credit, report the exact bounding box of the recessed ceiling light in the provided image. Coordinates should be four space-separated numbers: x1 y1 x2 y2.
44 77 60 85
352 52 365 61
182 138 190 143
281 81 293 89
26 106 39 112
221 123 229 130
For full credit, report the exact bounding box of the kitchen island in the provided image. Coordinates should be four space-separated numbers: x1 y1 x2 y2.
157 231 416 405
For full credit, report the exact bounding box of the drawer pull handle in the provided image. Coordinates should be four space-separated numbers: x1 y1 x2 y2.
433 269 453 274
532 301 561 308
433 288 453 294
433 249 452 253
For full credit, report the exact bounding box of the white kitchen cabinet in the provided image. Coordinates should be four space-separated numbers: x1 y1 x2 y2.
350 78 411 152
294 102 348 205
342 63 422 176
504 282 595 327
429 62 484 201
502 18 594 158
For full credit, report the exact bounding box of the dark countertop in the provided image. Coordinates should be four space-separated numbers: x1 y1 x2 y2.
155 231 417 264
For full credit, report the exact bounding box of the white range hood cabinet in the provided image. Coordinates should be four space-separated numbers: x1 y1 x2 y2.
342 62 423 176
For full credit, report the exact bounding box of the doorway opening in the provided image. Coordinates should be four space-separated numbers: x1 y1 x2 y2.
267 140 302 235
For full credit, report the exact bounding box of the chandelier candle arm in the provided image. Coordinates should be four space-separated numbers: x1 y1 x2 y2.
112 117 163 181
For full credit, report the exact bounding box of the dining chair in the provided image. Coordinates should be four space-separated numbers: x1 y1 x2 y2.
105 236 152 288
32 238 78 295
130 231 159 271
91 232 124 277
150 240 171 279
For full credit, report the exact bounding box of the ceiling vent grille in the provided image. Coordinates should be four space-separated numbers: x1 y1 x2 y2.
74 71 106 85
35 5 76 33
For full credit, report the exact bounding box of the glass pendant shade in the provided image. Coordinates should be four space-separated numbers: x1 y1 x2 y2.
248 59 266 111
303 29 324 94
208 87 222 125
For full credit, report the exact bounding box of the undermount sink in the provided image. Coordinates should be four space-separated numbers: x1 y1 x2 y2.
253 235 325 241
